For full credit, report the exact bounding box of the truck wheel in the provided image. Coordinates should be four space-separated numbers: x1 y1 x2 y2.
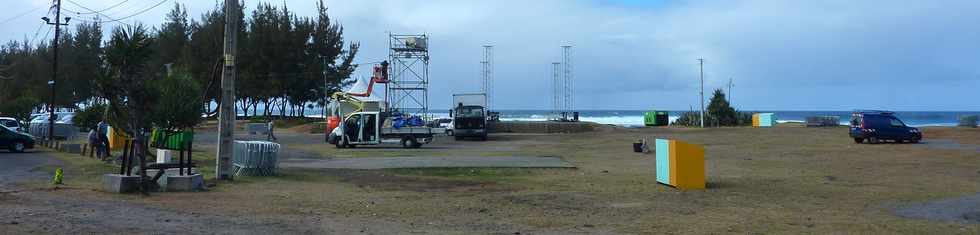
10 142 26 153
911 138 920 143
336 138 348 148
853 138 863 144
480 135 488 141
867 136 880 144
402 137 421 148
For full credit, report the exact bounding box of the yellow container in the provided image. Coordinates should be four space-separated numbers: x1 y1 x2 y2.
107 126 129 151
669 140 705 189
752 113 760 127
655 139 706 190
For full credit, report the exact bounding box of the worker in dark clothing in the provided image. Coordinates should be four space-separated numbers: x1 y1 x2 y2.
267 120 277 141
97 120 110 159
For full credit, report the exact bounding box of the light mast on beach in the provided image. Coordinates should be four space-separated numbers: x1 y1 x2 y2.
698 57 705 128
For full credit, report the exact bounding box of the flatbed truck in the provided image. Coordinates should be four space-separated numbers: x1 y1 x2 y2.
327 111 434 148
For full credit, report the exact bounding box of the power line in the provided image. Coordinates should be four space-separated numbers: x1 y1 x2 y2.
0 5 45 25
27 22 46 45
40 26 54 45
65 0 169 24
63 0 131 27
70 0 130 15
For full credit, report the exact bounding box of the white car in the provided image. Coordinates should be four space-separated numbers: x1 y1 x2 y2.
0 117 23 132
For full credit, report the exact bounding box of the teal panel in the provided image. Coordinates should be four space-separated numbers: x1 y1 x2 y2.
656 139 670 184
760 113 775 127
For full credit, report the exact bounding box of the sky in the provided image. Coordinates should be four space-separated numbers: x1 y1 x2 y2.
1 0 978 111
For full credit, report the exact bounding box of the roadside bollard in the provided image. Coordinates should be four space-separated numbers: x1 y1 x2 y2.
52 168 64 185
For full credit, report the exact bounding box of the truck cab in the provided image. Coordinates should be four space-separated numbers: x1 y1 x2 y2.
451 93 488 141
452 105 487 140
328 111 434 148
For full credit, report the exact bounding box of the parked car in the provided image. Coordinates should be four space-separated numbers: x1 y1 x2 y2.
0 117 23 132
849 111 921 144
0 125 35 152
431 118 454 135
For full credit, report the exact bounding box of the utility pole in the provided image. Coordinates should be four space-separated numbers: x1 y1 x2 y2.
728 76 734 107
216 0 239 180
320 55 327 120
43 0 69 141
320 55 328 142
698 58 704 128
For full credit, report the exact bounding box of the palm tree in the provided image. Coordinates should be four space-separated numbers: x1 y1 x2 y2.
98 24 155 193
102 24 155 135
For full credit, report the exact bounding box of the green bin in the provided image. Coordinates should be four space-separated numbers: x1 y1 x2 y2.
150 128 194 150
644 111 669 126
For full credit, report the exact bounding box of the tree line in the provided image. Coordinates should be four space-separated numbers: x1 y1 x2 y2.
0 1 358 124
672 89 753 127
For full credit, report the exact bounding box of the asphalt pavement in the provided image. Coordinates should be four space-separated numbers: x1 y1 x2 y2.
0 150 60 189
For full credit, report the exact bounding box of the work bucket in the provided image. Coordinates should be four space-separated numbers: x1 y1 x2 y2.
327 116 341 133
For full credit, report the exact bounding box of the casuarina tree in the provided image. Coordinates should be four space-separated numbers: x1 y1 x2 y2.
706 89 738 126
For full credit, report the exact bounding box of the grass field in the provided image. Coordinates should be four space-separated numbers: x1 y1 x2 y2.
23 125 980 233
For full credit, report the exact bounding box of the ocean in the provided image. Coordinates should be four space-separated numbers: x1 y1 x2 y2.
429 110 980 127
264 105 977 128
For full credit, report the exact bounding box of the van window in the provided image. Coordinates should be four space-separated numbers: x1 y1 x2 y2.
889 118 905 127
850 116 862 126
1 120 17 128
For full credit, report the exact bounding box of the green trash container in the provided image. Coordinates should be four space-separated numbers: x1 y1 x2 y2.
644 111 669 126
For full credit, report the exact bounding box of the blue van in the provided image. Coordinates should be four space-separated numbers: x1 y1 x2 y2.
849 111 921 144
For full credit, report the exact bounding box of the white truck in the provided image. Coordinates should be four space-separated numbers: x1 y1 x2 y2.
327 111 434 148
450 93 488 141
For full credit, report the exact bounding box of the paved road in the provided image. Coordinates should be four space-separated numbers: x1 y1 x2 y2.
0 150 60 189
896 193 980 224
280 156 575 170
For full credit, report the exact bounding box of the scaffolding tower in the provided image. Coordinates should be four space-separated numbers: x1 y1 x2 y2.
552 62 561 120
387 34 430 119
561 46 573 118
481 45 494 111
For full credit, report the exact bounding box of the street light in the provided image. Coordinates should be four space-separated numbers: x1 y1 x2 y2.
42 9 71 141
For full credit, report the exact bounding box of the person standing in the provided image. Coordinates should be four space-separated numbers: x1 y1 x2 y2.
267 120 277 142
87 128 100 157
97 120 110 159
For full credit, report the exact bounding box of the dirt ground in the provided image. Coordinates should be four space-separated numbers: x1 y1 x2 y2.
2 124 979 234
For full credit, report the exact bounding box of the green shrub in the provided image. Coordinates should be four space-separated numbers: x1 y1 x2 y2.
672 89 752 127
148 70 204 131
0 96 40 125
73 103 107 129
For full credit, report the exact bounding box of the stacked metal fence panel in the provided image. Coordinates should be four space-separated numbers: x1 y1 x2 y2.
246 123 268 135
28 123 76 139
232 141 281 176
960 115 979 127
806 116 840 127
